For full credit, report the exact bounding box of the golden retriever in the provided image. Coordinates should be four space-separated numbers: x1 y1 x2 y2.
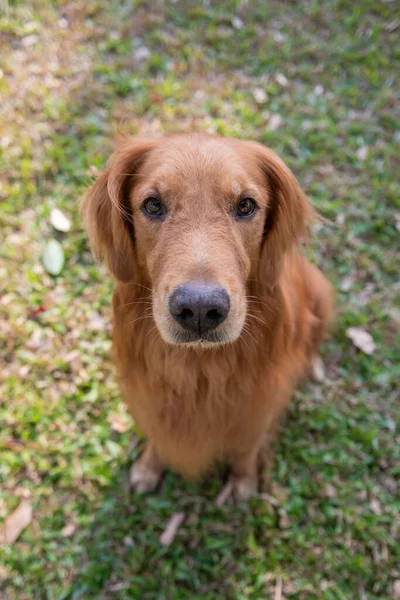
82 134 333 500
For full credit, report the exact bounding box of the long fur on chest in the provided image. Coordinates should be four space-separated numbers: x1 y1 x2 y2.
110 278 309 476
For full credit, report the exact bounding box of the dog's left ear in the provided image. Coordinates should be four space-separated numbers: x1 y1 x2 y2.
249 142 315 286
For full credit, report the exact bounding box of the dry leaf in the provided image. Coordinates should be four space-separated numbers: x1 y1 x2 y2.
369 499 382 515
323 483 336 499
356 146 368 161
159 512 185 546
271 482 288 504
274 576 283 600
0 500 32 545
50 207 71 232
388 308 400 333
279 509 290 529
346 327 375 355
215 481 234 506
392 580 400 599
232 16 244 29
133 46 151 61
87 311 106 331
108 583 127 592
108 413 130 433
65 350 83 374
336 213 345 225
61 521 76 537
276 73 288 86
268 114 283 131
253 88 267 104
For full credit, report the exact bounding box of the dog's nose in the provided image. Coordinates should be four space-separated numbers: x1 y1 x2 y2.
169 284 230 335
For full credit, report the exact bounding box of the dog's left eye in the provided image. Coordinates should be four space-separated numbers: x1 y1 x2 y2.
235 198 256 218
143 197 164 217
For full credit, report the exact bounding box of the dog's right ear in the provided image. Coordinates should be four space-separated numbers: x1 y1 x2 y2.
82 138 156 282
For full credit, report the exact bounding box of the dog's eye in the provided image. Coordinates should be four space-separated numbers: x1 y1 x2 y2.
143 197 164 217
235 198 256 218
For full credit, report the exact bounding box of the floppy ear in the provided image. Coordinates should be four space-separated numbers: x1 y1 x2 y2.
82 138 156 282
250 142 315 286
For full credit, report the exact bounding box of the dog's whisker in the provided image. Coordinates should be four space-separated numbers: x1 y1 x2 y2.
124 314 154 328
117 300 153 311
124 282 154 294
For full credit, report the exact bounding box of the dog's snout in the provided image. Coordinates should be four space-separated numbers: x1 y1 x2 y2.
169 284 230 335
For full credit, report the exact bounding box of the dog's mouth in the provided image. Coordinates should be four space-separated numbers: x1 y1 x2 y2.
170 328 231 346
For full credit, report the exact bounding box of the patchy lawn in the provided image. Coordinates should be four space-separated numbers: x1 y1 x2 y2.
0 1 399 598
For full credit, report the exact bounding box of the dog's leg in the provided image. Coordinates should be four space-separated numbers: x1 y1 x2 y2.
130 442 164 493
228 448 259 502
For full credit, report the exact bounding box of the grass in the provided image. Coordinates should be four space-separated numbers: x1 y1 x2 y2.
0 1 399 598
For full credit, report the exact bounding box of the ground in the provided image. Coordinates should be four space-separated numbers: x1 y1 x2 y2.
0 1 399 599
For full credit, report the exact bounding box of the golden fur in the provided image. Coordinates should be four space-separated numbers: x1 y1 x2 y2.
82 134 333 499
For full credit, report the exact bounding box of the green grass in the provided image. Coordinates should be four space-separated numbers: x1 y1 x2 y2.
1 1 399 598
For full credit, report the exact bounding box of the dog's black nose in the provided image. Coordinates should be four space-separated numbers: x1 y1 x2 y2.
169 284 230 335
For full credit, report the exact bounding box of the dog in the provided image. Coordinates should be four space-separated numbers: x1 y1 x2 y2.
82 133 333 501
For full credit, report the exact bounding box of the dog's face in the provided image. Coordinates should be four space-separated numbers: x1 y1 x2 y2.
83 135 311 346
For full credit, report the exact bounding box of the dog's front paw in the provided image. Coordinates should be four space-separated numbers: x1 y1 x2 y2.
231 475 257 502
129 461 163 493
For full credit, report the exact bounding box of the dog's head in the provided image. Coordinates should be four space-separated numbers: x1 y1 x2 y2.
83 134 312 346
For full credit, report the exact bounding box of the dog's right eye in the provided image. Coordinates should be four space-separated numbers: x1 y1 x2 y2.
143 197 164 218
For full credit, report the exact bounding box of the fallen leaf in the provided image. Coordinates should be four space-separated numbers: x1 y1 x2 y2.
336 213 345 225
279 508 290 529
50 207 71 232
340 275 354 292
87 311 106 331
323 483 336 498
108 583 128 592
18 364 31 378
268 114 283 131
42 239 64 276
28 305 46 320
388 308 400 333
133 46 151 61
150 93 163 104
61 521 76 537
253 87 267 104
124 536 133 546
271 482 288 504
65 351 83 374
346 327 375 355
392 580 400 599
21 34 38 47
215 481 233 507
356 146 368 161
274 576 283 600
276 73 288 86
369 499 382 515
232 16 244 29
159 512 185 546
108 413 131 433
0 500 32 545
